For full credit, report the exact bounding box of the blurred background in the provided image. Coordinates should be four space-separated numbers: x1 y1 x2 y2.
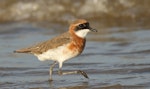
0 0 150 89
0 0 150 26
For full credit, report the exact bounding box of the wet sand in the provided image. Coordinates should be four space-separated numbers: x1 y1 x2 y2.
0 22 150 89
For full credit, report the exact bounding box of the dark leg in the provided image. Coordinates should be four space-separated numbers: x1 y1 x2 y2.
58 69 89 79
49 61 57 81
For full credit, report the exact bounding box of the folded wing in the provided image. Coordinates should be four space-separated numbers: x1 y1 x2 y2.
14 32 71 54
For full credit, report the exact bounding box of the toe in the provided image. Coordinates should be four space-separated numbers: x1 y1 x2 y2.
78 70 89 79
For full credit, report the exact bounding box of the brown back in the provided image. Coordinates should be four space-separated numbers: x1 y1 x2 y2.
14 32 71 54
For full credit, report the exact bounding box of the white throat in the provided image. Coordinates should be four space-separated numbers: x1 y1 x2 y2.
75 29 90 38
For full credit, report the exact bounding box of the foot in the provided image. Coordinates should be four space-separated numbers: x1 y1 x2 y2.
58 69 89 79
77 70 89 79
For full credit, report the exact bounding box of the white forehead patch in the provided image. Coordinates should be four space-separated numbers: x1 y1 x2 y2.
75 29 90 38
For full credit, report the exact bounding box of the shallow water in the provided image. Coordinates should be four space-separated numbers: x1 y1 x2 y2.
0 22 150 89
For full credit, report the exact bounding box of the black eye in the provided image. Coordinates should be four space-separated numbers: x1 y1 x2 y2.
78 22 89 29
75 22 90 31
79 24 85 28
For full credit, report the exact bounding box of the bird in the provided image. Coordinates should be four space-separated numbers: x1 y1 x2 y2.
14 19 97 81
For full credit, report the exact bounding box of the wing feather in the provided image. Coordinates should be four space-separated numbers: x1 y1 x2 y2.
14 32 71 54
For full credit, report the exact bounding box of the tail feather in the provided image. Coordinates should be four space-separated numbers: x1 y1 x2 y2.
14 49 31 53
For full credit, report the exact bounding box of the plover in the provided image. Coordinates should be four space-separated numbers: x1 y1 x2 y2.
14 19 97 81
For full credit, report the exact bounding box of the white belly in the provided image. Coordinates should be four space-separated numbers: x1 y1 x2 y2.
35 44 78 63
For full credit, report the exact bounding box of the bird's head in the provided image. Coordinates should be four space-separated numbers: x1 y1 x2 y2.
69 19 97 38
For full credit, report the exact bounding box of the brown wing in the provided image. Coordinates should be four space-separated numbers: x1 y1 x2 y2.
14 32 71 54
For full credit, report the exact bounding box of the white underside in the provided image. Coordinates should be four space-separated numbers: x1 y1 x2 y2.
34 44 78 68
